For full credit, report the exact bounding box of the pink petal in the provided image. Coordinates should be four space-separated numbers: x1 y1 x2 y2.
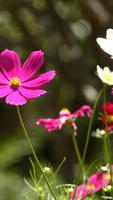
0 85 12 98
88 172 110 192
21 50 44 81
19 87 47 99
22 70 56 88
0 73 9 85
6 90 27 106
75 184 91 199
73 105 93 118
0 49 21 79
36 118 63 132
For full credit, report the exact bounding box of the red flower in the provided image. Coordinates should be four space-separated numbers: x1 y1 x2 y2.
102 103 113 131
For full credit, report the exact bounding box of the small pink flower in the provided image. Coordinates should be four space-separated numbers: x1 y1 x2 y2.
36 118 64 132
36 106 92 132
70 170 111 199
0 49 56 106
71 184 91 200
89 171 111 192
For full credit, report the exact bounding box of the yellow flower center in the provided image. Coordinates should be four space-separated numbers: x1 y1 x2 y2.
106 115 113 123
60 108 70 113
105 74 113 82
10 77 21 88
87 184 95 192
104 173 111 180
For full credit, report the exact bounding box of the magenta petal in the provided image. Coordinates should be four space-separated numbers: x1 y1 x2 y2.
89 172 110 192
0 73 9 85
0 49 21 79
21 50 44 81
36 118 63 132
22 70 56 88
0 85 12 98
6 90 27 105
19 87 47 99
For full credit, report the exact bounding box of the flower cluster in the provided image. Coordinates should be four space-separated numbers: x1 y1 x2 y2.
36 105 92 132
1 27 113 200
0 49 56 106
69 169 111 199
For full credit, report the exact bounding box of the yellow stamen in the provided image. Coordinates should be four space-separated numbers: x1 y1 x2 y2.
60 108 70 113
106 115 113 123
104 173 111 180
87 184 95 192
104 74 113 82
10 77 21 88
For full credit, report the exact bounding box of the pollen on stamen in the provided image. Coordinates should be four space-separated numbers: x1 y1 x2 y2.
60 108 70 114
10 77 21 88
106 115 113 123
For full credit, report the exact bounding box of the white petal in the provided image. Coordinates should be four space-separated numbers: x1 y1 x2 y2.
103 67 110 74
106 28 113 43
97 65 113 85
97 65 105 82
96 38 113 56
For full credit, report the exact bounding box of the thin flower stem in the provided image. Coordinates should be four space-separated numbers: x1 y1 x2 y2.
103 137 109 162
103 84 112 164
54 157 66 176
16 106 58 200
82 88 103 164
71 132 85 200
71 133 82 167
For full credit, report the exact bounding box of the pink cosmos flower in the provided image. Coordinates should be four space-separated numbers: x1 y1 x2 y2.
89 171 111 192
36 105 92 132
69 184 92 200
0 49 56 106
70 170 111 200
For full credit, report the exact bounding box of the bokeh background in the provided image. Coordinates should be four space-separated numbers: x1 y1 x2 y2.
0 0 113 199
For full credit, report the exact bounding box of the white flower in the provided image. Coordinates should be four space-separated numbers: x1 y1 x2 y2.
92 128 106 138
97 65 113 85
96 28 113 57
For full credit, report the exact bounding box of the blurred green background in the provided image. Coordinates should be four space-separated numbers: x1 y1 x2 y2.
0 0 113 199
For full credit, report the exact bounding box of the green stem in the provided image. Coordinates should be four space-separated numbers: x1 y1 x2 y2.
16 106 58 200
55 157 66 176
103 84 111 164
71 132 84 198
71 133 82 166
82 88 103 163
103 137 109 162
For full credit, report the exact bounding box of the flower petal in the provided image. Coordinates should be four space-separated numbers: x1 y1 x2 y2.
0 73 9 85
73 105 93 118
22 70 56 88
97 65 105 82
0 85 12 98
96 38 113 56
36 118 63 132
0 49 21 79
106 28 113 43
19 87 47 99
89 172 110 192
6 90 27 105
21 50 44 81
